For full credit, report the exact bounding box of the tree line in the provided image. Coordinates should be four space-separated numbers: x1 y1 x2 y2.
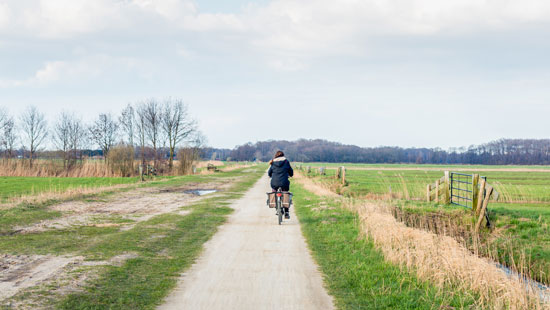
225 138 550 165
0 98 202 175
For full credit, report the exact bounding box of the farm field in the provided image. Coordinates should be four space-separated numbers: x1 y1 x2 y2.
299 162 550 171
299 163 550 286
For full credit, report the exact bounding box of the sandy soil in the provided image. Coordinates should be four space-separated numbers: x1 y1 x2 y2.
158 176 334 310
13 182 223 234
0 254 79 301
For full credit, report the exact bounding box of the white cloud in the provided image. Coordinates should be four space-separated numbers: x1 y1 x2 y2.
0 54 144 88
0 3 10 28
2 0 550 71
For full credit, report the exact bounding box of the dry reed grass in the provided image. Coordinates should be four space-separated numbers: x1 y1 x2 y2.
0 159 119 177
346 201 548 310
294 172 339 198
0 183 136 209
220 163 253 172
195 160 224 168
0 159 207 178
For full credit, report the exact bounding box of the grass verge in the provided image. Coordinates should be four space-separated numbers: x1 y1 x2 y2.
292 183 477 309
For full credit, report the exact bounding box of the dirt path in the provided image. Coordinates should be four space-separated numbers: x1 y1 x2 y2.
158 175 334 310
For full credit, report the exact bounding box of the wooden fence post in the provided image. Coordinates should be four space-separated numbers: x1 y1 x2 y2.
139 164 144 181
475 179 486 217
472 174 480 213
444 171 450 204
426 184 431 202
341 166 346 185
475 185 493 232
307 166 311 174
336 167 341 179
435 179 440 203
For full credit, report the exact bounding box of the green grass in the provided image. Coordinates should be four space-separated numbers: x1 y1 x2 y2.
0 202 62 235
292 183 477 309
0 176 139 202
303 167 550 203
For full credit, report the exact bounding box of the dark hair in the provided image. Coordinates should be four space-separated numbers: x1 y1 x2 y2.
274 151 284 158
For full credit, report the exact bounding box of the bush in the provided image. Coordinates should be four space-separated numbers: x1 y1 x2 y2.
107 145 135 177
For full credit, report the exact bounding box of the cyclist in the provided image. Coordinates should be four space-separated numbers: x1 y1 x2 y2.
268 151 294 219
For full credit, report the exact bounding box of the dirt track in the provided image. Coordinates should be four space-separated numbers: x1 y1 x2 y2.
158 175 334 310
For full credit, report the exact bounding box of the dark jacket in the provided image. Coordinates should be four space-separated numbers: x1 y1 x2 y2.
268 157 294 189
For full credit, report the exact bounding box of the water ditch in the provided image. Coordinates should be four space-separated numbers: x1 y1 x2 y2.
390 206 550 303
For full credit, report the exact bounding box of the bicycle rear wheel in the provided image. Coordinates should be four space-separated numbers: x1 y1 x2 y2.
277 199 282 225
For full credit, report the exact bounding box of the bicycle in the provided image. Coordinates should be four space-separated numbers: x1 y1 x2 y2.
266 188 292 225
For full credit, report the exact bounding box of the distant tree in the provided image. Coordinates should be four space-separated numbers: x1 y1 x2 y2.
20 106 48 167
162 98 197 169
89 113 118 160
68 115 85 166
143 99 161 165
119 104 135 146
0 108 8 155
53 112 72 168
135 103 148 165
3 117 17 158
177 132 206 175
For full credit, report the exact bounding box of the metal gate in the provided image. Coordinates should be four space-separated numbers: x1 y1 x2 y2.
450 172 487 209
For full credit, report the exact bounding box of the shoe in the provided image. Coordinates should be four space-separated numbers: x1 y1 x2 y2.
285 212 290 219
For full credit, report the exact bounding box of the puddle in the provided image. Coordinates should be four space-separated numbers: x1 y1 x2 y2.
184 189 217 196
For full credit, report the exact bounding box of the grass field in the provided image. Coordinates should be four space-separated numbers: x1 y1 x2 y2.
0 177 140 202
299 163 550 285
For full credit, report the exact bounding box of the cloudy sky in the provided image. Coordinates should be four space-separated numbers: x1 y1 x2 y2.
1 0 549 149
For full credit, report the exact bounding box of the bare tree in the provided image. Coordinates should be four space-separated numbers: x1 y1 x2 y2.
3 117 17 159
89 113 119 160
20 106 48 167
177 132 206 175
119 104 135 146
53 112 72 168
0 108 7 155
135 103 147 165
143 99 161 165
162 99 197 169
68 117 85 165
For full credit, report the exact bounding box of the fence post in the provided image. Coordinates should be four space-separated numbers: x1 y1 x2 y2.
475 178 486 217
472 174 480 213
307 166 311 174
336 167 341 179
341 166 346 185
444 171 450 204
475 185 493 232
139 164 144 181
192 165 197 175
426 184 431 202
435 179 440 203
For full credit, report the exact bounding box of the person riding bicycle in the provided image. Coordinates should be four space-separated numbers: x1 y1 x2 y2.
268 151 294 219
